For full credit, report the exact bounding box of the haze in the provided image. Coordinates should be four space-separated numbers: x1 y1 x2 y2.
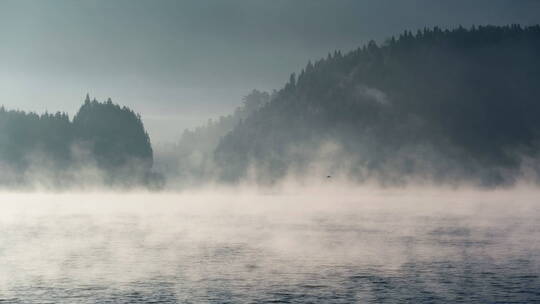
1 0 539 142
2 2 540 301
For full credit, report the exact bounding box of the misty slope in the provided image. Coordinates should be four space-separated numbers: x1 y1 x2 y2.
0 96 157 188
155 90 270 184
210 25 540 185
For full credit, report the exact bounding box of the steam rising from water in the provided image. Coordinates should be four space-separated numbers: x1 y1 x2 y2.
1 185 539 302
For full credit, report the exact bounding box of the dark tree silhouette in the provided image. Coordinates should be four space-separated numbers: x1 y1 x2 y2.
209 25 540 186
0 96 157 188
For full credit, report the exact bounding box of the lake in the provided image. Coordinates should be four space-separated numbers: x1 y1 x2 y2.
1 186 539 303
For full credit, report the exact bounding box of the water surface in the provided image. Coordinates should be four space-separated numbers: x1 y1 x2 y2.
1 188 539 303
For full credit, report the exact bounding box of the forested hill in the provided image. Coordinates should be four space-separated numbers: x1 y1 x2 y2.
209 25 540 185
0 95 159 188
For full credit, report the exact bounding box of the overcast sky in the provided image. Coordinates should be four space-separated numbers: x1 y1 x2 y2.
1 0 539 142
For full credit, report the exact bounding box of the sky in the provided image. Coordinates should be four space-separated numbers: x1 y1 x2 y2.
0 0 539 143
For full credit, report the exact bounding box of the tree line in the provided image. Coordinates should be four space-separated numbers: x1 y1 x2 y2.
4 25 540 188
0 95 159 188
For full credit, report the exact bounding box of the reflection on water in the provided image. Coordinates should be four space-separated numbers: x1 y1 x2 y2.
0 189 539 303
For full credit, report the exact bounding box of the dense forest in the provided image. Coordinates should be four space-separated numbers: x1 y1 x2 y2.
0 95 158 188
162 25 540 186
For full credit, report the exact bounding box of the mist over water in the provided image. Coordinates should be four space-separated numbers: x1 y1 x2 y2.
1 185 539 303
1 1 540 302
